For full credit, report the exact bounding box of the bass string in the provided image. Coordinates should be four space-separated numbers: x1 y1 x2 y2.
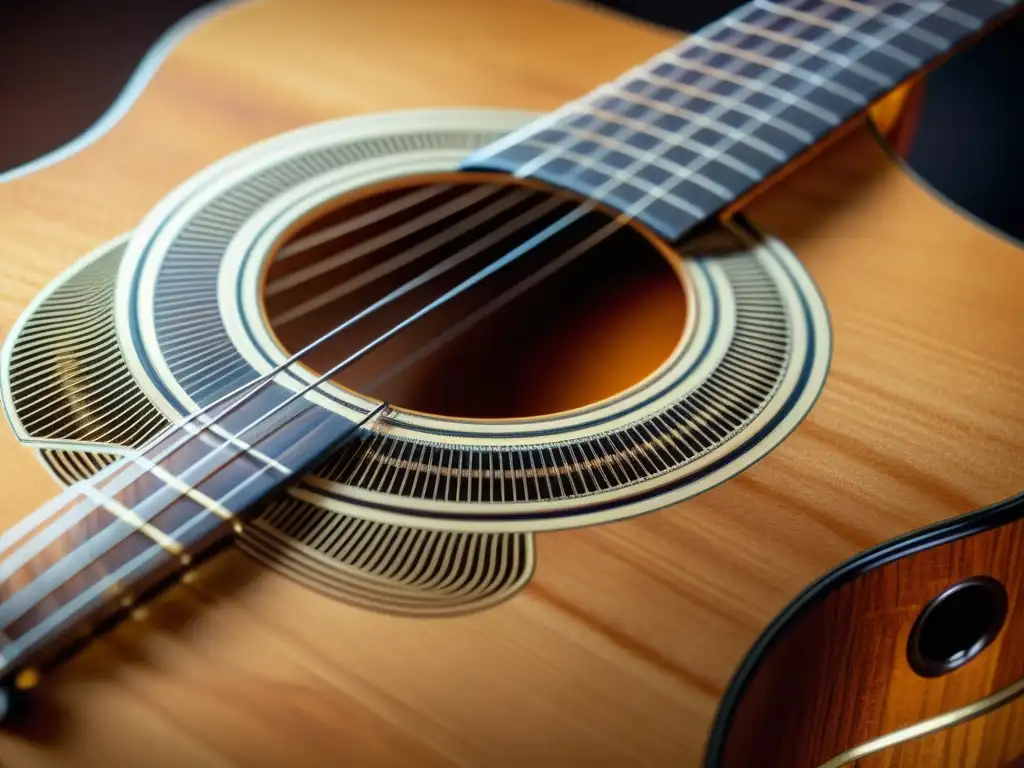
0 4 922 627
84 0 933 494
499 0 951 202
264 182 505 298
0 0 909 580
0 398 389 663
0 188 534 554
115 1 856 459
270 185 555 327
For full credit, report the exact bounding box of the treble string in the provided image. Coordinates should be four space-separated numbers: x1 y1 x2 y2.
115 0 946 487
0 0 936 568
0 0 958 634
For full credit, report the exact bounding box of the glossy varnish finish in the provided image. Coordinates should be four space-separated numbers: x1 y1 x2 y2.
0 0 1022 765
850 695 1024 767
717 512 1024 767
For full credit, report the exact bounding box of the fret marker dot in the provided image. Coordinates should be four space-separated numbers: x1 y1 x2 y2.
131 607 150 622
181 570 197 585
14 668 39 690
180 553 192 567
120 595 134 609
233 522 244 535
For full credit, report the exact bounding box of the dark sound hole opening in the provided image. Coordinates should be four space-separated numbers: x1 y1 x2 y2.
907 576 1008 678
262 174 688 420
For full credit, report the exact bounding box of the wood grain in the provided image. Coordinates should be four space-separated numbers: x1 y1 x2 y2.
855 694 1024 767
717 510 1024 767
0 0 1021 766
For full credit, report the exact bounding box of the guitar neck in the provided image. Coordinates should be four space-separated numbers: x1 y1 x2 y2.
463 0 1017 242
0 387 381 691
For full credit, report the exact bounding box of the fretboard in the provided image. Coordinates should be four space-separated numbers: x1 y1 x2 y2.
0 387 380 686
462 0 1017 242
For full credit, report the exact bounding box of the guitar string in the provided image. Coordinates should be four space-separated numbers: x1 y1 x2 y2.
0 0 804 556
499 0 965 193
0 0 996 664
0 2 980 656
0 0 974 585
264 183 506 298
0 0 957 583
3 0 998 520
272 182 459 263
105 0 957 482
270 186 558 327
122 0 941 455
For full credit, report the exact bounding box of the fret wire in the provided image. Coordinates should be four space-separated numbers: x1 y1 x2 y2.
508 0 940 238
515 1 834 179
192 430 297 510
591 90 788 161
463 0 765 163
2 473 230 663
189 418 291 475
0 0 1007 671
572 104 762 179
515 139 707 217
0 510 169 635
545 123 735 198
130 454 235 522
15 411 294 564
1 401 341 663
676 33 866 106
822 0 950 49
722 17 889 88
751 1 920 67
1 402 303 587
651 54 843 123
81 485 187 560
634 71 819 145
4 532 179 670
611 75 812 144
905 1 983 31
639 48 827 139
825 0 977 42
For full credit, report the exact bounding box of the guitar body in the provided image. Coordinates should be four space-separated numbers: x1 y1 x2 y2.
1 1 1022 766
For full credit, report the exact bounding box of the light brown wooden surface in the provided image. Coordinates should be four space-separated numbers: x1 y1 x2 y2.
0 0 1023 765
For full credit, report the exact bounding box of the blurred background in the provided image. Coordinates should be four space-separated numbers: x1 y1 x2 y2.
0 0 1020 242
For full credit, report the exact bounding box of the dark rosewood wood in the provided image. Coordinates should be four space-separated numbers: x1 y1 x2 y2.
850 698 1024 767
707 494 1024 767
463 0 1018 242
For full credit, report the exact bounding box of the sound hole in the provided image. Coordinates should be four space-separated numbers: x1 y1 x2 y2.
907 576 1008 678
262 174 688 420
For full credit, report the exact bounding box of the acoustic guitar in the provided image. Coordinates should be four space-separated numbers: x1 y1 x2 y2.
0 0 1022 765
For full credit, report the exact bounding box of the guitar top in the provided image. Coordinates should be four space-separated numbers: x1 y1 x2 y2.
0 0 1022 766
